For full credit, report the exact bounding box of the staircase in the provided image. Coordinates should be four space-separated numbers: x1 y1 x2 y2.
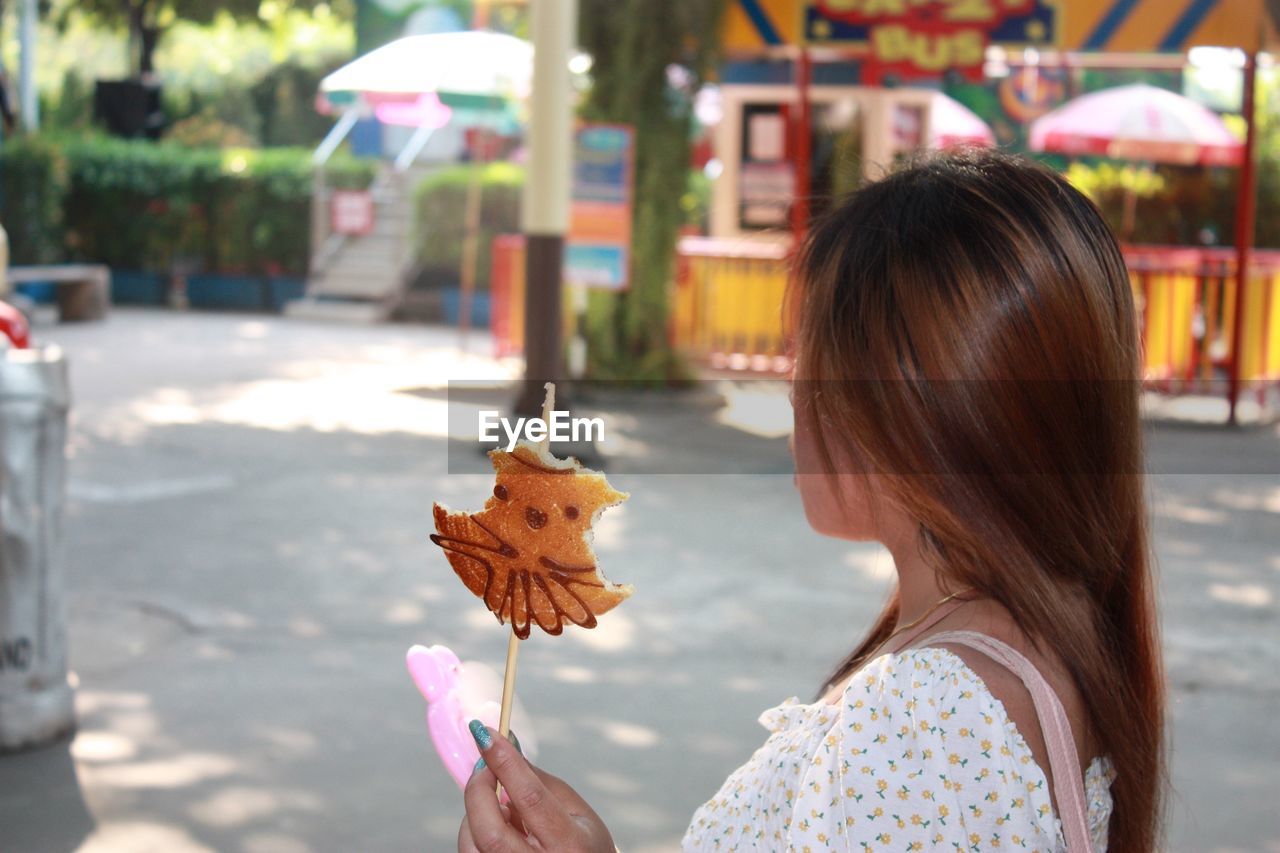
286 163 429 323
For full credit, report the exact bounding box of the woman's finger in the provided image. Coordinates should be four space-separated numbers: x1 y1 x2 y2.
464 764 536 853
459 804 524 853
527 765 593 815
458 816 479 853
469 723 575 845
526 764 613 840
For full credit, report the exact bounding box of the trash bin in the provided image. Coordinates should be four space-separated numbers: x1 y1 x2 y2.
0 346 74 751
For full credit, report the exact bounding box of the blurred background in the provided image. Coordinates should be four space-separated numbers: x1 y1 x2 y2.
0 1 1278 850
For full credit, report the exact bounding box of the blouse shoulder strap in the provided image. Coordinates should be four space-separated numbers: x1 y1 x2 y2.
917 629 1093 853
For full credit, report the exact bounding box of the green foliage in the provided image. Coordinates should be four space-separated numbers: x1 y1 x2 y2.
328 160 378 190
1065 162 1166 199
150 58 346 148
69 0 259 29
250 61 343 147
0 134 375 275
42 71 95 135
0 135 68 265
1251 68 1280 249
67 0 351 77
166 113 260 148
1078 68 1181 94
354 0 479 54
61 136 220 270
165 85 264 145
412 162 523 289
577 0 728 381
33 23 349 149
1066 159 1235 245
682 168 712 232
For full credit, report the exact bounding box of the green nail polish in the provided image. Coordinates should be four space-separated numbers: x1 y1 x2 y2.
509 731 523 755
473 757 486 772
468 719 493 750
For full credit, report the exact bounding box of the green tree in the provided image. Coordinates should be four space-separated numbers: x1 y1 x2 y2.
577 0 726 380
68 0 351 79
1245 67 1280 248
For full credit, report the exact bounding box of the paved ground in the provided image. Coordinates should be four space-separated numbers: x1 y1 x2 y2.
0 309 1277 852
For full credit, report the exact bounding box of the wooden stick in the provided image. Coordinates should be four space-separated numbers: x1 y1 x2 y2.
497 628 520 738
538 382 555 452
496 381 555 740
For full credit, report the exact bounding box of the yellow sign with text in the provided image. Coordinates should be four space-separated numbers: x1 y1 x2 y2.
804 0 1058 82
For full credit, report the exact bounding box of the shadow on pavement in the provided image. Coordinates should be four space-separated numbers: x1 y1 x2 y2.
0 737 96 852
18 310 1278 851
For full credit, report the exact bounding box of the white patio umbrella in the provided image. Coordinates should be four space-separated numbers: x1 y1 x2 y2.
317 31 535 345
319 30 533 104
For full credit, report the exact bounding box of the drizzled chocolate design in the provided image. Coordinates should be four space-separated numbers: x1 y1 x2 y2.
430 507 602 639
429 442 630 639
525 506 548 529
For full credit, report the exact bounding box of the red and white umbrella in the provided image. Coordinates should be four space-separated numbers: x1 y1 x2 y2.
1029 83 1242 167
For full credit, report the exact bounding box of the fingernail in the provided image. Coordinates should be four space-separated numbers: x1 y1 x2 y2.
473 757 486 773
509 730 523 755
468 719 493 750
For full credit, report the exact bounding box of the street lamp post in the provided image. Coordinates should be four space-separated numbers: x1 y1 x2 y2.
514 0 576 419
1228 51 1259 426
19 0 39 131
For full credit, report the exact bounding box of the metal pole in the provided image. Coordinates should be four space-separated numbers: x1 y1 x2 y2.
515 0 576 418
19 0 38 131
458 131 489 353
1228 52 1258 426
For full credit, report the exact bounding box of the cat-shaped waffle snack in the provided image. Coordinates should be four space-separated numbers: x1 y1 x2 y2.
431 441 632 639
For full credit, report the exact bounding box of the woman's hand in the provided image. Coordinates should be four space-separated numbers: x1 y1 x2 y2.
458 722 616 853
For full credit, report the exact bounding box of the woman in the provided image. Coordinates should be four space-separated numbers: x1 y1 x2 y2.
458 149 1165 852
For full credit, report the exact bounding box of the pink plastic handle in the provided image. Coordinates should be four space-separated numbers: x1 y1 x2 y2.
406 644 500 789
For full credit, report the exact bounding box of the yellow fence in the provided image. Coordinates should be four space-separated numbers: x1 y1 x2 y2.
670 237 792 373
496 235 1280 412
1233 267 1280 382
671 239 1280 414
1127 247 1280 388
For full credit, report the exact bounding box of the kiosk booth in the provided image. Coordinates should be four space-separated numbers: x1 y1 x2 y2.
710 83 981 242
673 0 1280 421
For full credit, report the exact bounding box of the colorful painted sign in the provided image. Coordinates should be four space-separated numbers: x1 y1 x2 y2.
567 124 634 291
721 1 1276 61
997 67 1067 124
803 1 1059 84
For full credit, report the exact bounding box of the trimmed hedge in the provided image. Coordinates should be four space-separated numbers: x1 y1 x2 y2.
413 162 524 289
0 135 67 265
0 135 376 277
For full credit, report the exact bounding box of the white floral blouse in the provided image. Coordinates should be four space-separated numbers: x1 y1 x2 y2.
682 647 1115 852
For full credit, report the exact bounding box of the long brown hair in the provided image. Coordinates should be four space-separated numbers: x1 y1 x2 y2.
789 149 1164 852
